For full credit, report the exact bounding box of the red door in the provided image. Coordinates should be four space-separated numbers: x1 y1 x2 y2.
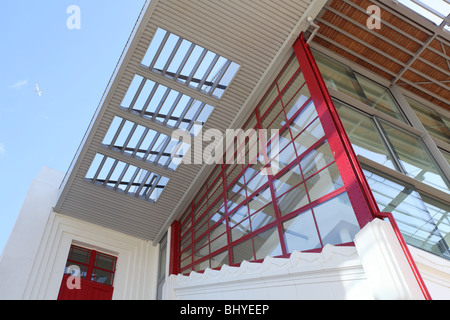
58 245 117 300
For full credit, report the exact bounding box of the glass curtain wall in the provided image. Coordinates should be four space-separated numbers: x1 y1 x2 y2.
313 50 450 260
177 53 362 274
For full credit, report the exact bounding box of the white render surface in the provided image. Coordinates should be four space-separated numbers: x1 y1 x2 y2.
166 245 374 300
166 219 450 300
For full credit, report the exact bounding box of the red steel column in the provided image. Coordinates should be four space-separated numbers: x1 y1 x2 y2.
293 34 431 300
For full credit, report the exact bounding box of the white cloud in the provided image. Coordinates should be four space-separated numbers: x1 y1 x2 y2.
10 80 28 89
0 143 5 156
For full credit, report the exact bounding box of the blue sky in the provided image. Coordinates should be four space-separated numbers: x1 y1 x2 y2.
0 1 146 254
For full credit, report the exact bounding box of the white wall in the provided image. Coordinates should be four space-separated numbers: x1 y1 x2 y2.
0 167 160 300
166 244 374 300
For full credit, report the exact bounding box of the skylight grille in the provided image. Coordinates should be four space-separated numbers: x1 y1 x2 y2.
102 116 189 171
397 0 450 29
142 28 240 99
85 154 170 202
121 75 214 134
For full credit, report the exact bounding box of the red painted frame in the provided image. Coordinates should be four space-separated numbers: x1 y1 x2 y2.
58 245 117 300
169 34 431 300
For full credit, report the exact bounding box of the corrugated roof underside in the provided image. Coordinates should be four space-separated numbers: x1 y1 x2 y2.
57 0 314 241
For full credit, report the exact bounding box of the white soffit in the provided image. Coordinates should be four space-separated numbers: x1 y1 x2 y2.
55 0 326 242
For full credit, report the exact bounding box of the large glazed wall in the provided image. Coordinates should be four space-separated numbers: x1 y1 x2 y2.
0 167 160 300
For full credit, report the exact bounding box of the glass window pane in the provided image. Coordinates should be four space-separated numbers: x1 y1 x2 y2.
335 101 398 170
289 101 318 138
380 119 450 193
276 182 308 217
363 168 450 259
64 263 89 280
210 232 227 253
230 218 251 242
405 97 450 144
283 210 321 253
247 187 272 213
273 164 302 197
91 269 114 286
254 226 283 260
280 71 310 120
284 81 311 120
419 194 450 259
244 163 269 195
441 149 450 166
232 238 254 264
229 206 250 229
306 163 344 202
300 140 334 180
250 204 277 231
293 118 325 156
313 51 364 103
95 253 116 272
258 84 279 119
210 250 228 269
262 99 285 130
276 54 300 91
354 74 405 122
67 246 91 265
313 192 360 245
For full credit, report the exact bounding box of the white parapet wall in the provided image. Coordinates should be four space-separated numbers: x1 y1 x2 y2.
165 218 450 300
166 245 374 300
0 167 160 300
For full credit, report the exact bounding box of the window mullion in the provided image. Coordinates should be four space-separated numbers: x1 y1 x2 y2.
86 250 97 282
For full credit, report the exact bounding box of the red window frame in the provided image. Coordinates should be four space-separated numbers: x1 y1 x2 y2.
169 35 432 300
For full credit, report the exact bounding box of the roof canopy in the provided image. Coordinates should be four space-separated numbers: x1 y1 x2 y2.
55 0 326 244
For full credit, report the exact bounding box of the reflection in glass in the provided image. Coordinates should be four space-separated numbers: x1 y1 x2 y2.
254 226 283 260
306 163 344 202
312 192 360 245
232 238 254 264
277 182 308 217
250 204 276 231
380 119 450 193
335 101 397 170
406 96 450 144
313 51 363 102
300 141 334 180
363 168 449 259
283 210 321 253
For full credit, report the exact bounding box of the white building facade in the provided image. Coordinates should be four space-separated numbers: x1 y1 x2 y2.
1 0 449 300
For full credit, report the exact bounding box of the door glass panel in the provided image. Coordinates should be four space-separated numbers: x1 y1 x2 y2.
363 168 450 260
